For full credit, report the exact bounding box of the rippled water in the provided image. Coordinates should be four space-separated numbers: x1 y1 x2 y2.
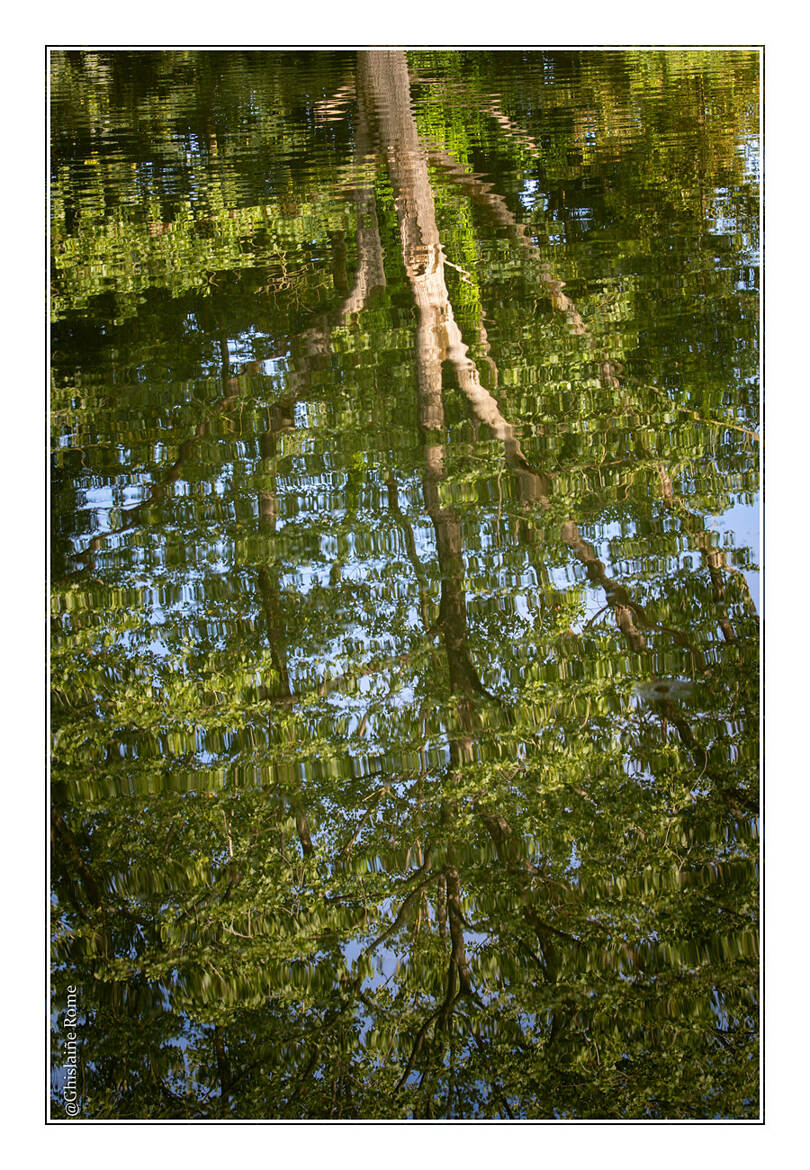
50 48 760 1119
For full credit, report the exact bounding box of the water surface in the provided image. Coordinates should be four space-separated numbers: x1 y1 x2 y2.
50 48 760 1120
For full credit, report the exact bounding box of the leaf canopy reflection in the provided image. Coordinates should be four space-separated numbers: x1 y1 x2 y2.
50 47 759 1120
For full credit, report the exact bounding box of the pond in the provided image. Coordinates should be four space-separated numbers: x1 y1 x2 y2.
50 48 760 1120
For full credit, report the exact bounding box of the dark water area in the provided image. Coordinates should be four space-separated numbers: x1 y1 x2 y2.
50 48 760 1119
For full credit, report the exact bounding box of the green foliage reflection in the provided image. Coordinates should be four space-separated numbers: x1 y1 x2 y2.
51 48 759 1119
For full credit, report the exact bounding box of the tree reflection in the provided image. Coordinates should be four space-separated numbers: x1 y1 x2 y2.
50 47 759 1118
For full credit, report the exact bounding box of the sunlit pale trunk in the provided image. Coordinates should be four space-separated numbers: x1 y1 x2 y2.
364 53 632 1012
361 61 485 1057
363 55 652 667
361 51 540 462
360 54 486 713
364 53 556 889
